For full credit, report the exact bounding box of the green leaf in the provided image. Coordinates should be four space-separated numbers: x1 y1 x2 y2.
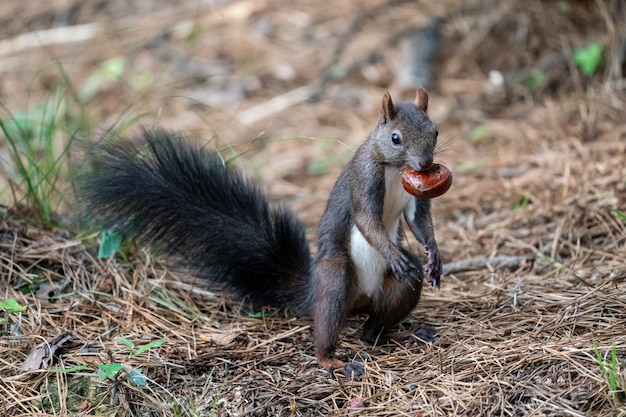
132 338 167 356
126 369 147 386
102 57 125 80
97 363 123 380
594 341 608 376
612 209 626 221
248 309 277 319
469 125 489 141
573 43 603 75
0 298 27 313
81 57 125 101
609 344 619 391
524 69 546 92
513 195 532 212
98 229 122 259
116 337 135 350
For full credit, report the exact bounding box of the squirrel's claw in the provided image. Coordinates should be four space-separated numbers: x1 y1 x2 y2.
389 250 421 289
424 244 442 288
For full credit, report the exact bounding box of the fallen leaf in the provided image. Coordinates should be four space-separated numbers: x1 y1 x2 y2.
21 332 73 372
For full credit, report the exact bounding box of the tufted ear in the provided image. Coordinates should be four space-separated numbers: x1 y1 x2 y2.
381 91 397 124
414 87 429 112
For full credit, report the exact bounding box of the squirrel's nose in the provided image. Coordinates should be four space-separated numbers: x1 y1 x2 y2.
416 157 433 171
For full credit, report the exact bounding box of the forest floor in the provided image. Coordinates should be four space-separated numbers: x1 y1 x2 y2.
1 0 625 416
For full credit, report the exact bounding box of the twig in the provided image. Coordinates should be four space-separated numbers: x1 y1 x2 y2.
148 279 220 300
237 85 318 125
443 255 531 275
0 24 99 57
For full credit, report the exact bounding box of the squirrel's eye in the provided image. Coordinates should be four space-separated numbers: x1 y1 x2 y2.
391 132 401 145
435 130 439 138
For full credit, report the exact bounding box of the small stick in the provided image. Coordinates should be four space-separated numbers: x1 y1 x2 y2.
0 24 98 57
443 255 530 275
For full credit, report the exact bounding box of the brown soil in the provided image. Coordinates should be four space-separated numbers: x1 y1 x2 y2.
1 1 625 416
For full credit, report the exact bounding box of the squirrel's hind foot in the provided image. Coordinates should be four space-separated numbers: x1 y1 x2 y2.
320 357 365 379
404 322 437 346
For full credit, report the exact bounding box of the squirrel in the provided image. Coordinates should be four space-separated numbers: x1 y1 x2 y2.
78 87 442 378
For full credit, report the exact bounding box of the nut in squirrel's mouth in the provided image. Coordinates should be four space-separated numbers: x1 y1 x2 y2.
401 164 453 199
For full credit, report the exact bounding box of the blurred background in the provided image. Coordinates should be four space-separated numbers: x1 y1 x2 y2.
1 0 623 229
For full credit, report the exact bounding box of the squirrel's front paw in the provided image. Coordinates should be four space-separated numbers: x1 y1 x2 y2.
388 250 421 288
424 244 442 288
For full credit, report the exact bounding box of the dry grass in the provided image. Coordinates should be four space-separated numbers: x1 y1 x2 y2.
1 0 626 416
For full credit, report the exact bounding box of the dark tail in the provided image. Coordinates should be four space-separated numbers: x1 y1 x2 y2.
77 129 312 313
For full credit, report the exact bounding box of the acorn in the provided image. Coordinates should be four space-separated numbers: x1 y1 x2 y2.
401 164 452 198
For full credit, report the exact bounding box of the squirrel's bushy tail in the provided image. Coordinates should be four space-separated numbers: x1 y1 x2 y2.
78 129 312 313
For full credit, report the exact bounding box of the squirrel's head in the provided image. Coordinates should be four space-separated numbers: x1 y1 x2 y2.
375 87 438 171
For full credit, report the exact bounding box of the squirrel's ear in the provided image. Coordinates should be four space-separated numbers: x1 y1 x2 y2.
414 87 429 112
381 91 397 124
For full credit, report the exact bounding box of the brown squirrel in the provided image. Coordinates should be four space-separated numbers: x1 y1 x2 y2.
78 88 442 378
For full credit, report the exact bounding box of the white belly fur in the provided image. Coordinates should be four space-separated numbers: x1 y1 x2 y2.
350 167 413 298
